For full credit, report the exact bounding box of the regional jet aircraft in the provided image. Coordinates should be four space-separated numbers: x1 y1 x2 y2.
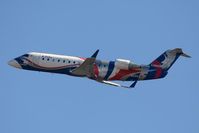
8 48 190 88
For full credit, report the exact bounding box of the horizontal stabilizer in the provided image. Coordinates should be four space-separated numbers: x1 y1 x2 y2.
181 52 191 58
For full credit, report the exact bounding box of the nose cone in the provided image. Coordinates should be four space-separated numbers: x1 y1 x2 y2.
8 59 22 69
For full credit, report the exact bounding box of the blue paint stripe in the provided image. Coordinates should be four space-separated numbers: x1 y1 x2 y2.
150 52 166 65
145 67 156 80
104 61 115 80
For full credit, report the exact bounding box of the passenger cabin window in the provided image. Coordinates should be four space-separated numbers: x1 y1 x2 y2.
68 61 71 63
58 59 60 62
63 60 65 63
47 58 50 61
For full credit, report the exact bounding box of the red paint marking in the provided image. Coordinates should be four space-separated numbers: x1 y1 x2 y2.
152 60 161 66
152 60 162 78
93 64 99 78
78 57 86 60
109 68 140 80
155 67 162 78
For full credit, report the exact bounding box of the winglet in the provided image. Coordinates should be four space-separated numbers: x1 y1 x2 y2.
91 49 99 58
130 80 138 88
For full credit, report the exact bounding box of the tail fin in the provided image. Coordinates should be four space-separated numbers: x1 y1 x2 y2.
150 48 190 70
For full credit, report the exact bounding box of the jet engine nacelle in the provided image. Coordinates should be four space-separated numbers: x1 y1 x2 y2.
115 59 139 70
115 59 130 70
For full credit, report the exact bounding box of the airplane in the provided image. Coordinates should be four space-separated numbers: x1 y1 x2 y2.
8 48 190 88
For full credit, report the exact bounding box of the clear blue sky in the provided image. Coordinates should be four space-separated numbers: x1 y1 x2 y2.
1 0 199 133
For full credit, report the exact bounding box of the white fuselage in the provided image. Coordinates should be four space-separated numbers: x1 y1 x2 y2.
30 52 84 69
8 48 189 88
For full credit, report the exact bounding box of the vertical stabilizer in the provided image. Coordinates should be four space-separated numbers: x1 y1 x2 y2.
150 48 190 70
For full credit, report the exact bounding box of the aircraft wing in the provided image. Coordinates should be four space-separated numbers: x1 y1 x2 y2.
71 49 138 88
100 80 138 89
71 50 99 77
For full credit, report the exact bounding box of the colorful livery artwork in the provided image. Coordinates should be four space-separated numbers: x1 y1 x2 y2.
8 48 190 88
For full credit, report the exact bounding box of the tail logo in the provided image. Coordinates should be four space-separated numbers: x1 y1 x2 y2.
152 51 176 69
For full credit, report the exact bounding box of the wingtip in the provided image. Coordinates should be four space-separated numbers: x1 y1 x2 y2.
91 49 99 58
